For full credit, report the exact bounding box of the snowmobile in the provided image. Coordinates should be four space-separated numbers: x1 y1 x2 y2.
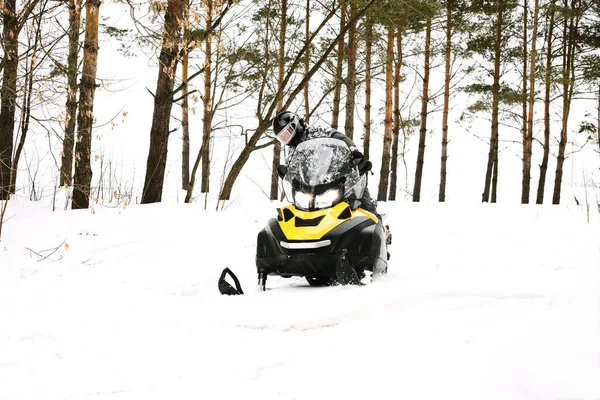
219 138 388 295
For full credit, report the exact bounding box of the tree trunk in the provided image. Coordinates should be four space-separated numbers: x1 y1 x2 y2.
141 0 183 204
439 2 451 202
201 0 213 194
270 0 286 200
181 0 190 190
413 17 431 203
521 0 529 203
536 0 555 204
389 29 402 201
331 0 346 129
11 6 42 194
363 22 372 159
377 27 394 201
304 0 310 121
0 0 18 199
483 2 503 203
552 1 577 205
60 0 82 187
343 2 357 139
523 0 539 204
71 0 101 209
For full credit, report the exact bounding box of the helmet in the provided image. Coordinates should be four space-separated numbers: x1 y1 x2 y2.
272 111 305 146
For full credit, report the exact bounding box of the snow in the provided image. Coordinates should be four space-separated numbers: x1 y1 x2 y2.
1 198 599 400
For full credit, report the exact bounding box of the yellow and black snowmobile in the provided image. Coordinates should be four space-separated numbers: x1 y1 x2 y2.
219 138 388 295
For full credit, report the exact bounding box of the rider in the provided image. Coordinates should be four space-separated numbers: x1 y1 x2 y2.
272 110 377 215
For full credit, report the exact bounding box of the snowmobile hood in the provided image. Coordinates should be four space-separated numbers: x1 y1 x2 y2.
277 202 377 241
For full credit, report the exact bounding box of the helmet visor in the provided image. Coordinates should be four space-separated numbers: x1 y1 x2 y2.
276 122 296 145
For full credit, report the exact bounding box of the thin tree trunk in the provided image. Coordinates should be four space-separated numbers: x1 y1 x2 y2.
483 2 503 203
552 0 577 204
389 28 402 201
521 0 528 203
60 0 82 187
72 0 101 209
181 0 190 190
343 2 357 139
331 0 346 129
413 17 431 202
201 0 213 194
304 0 310 121
536 0 555 204
141 0 183 204
377 27 394 201
11 6 42 193
270 0 286 200
523 0 539 204
0 0 18 199
597 85 600 153
363 22 373 160
439 2 451 202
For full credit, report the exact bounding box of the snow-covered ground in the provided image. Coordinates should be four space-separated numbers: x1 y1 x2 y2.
1 198 599 400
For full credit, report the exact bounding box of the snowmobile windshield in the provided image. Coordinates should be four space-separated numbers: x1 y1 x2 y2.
282 138 366 210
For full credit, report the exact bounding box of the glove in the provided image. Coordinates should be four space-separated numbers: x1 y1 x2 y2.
351 150 372 175
277 165 288 179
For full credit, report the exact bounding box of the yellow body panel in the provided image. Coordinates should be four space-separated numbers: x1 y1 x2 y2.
278 202 378 241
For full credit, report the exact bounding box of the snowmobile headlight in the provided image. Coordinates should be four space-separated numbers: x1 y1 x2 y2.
294 191 313 210
314 188 342 209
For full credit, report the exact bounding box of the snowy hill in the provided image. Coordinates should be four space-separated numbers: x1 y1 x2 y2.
1 199 599 400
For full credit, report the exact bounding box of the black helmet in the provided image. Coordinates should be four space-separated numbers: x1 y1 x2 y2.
272 111 305 146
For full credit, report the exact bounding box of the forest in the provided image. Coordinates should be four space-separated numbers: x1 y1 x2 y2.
0 0 599 219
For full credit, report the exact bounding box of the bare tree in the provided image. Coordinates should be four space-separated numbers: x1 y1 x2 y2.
270 0 286 200
59 0 82 187
389 28 403 201
522 0 539 203
343 2 357 139
413 16 432 202
71 0 101 209
332 0 346 129
377 27 394 201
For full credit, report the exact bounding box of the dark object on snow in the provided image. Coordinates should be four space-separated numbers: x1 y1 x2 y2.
218 268 244 295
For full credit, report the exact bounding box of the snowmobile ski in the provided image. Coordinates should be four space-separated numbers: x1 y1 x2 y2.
218 268 244 295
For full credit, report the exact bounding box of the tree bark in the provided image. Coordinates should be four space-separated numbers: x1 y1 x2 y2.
60 0 82 187
363 22 372 160
552 0 578 204
304 0 310 121
439 2 452 202
343 2 357 139
523 0 539 204
201 0 214 194
141 0 183 204
181 0 190 190
536 0 555 204
482 2 503 203
331 0 346 129
521 0 529 203
0 0 18 199
10 4 42 194
389 29 402 201
270 0 286 200
72 0 101 209
413 17 431 203
377 27 394 201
